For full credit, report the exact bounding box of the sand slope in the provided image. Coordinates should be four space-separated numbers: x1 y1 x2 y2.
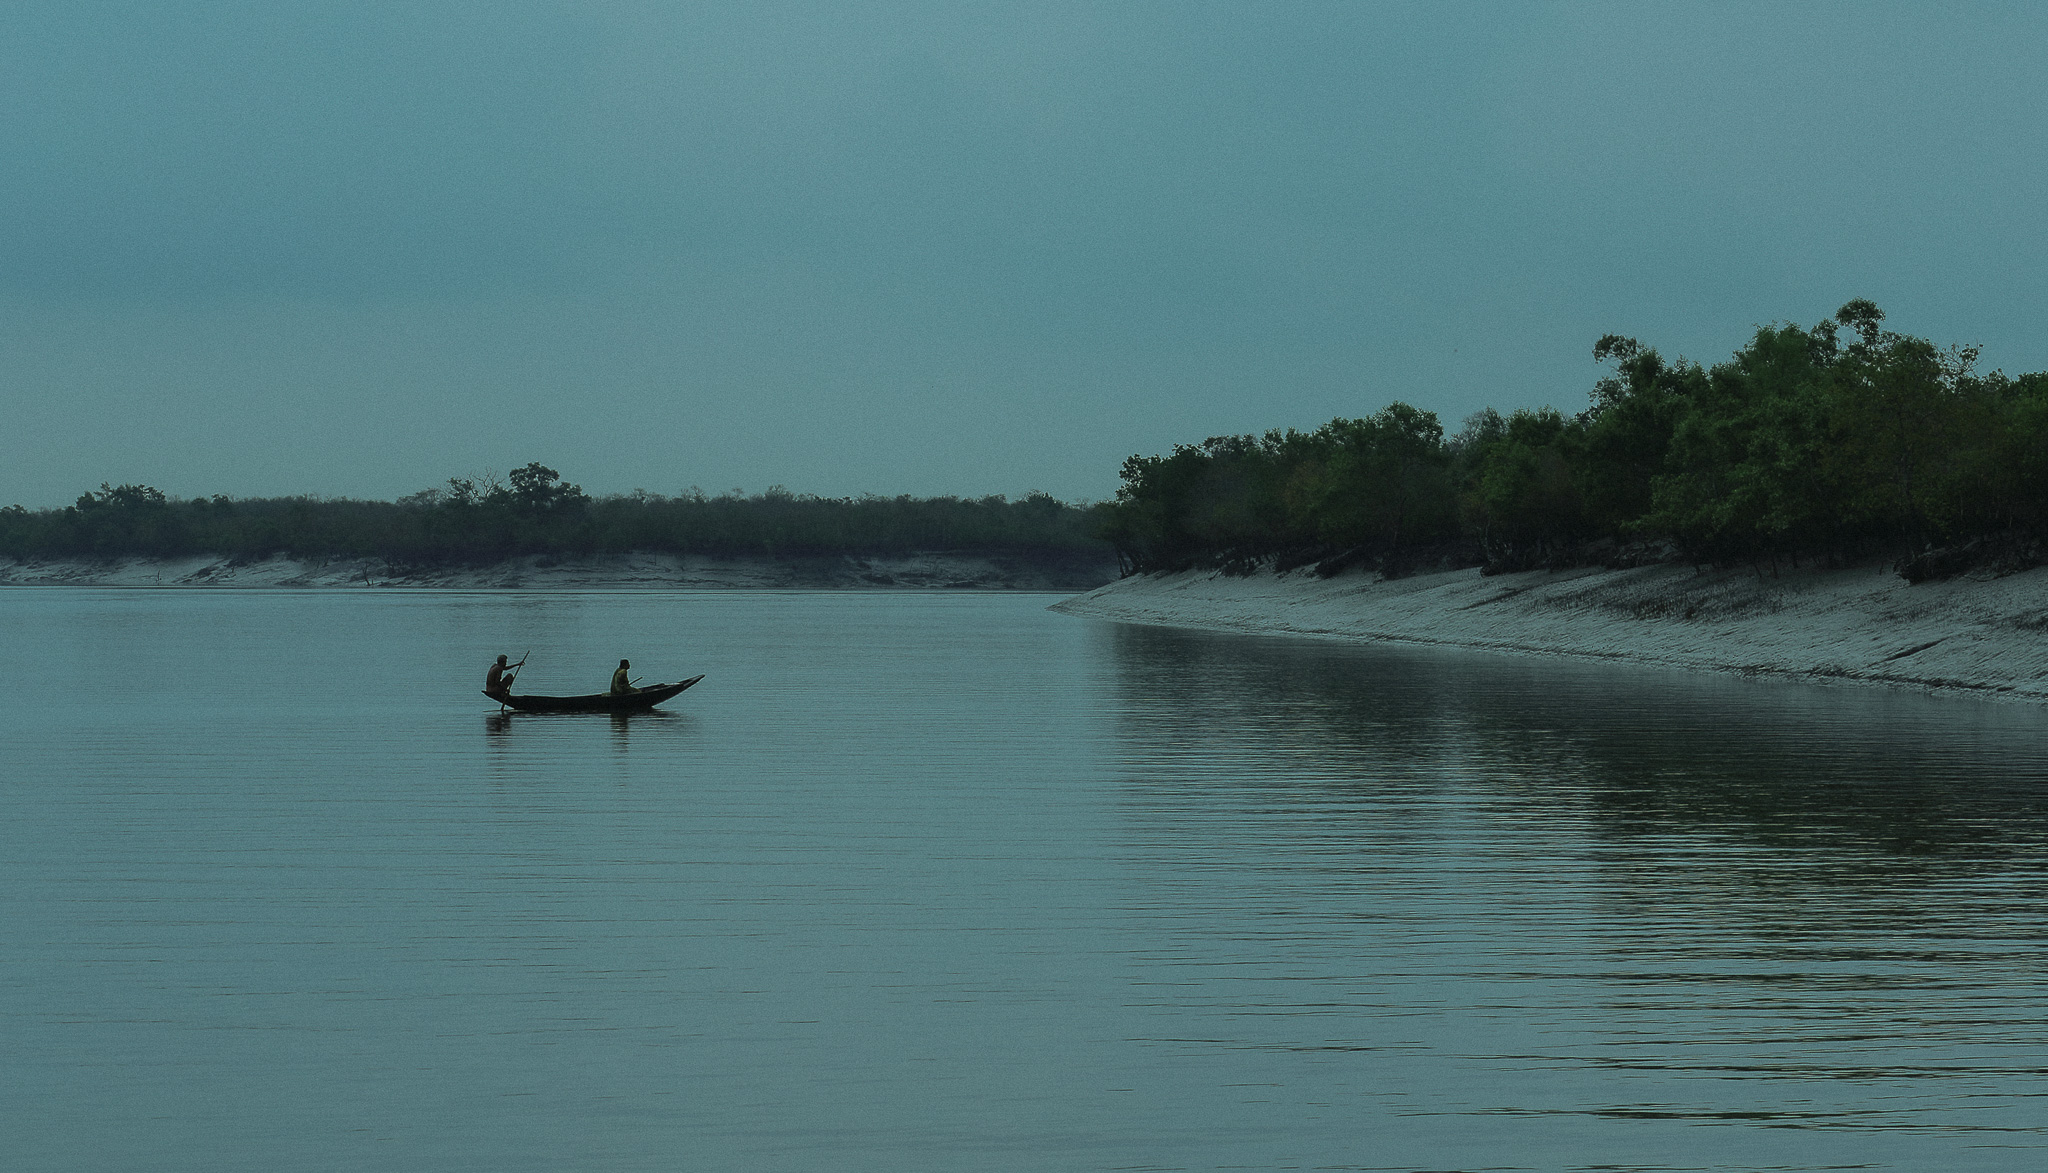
1053 562 2048 702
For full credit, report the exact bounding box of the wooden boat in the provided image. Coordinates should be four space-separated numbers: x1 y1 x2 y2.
486 675 705 713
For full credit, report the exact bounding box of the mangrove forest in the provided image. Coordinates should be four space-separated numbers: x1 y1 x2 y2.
0 465 1103 569
1096 301 2048 582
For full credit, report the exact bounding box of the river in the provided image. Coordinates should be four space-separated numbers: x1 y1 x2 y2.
2 589 2043 1171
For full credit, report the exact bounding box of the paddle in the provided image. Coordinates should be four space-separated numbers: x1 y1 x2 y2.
495 651 530 712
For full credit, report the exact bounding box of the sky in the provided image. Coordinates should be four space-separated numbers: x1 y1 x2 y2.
3 1 2046 507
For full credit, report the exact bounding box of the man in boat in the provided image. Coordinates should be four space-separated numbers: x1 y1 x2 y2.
610 658 634 695
485 654 515 698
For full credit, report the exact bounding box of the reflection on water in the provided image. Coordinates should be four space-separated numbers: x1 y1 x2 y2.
1102 624 2048 1153
483 707 697 780
1109 623 2048 849
0 590 2041 1172
483 708 691 738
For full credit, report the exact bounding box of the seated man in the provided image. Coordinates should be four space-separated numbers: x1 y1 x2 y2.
610 658 634 695
485 654 513 697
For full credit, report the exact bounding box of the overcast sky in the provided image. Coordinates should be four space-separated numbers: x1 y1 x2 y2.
3 1 2045 506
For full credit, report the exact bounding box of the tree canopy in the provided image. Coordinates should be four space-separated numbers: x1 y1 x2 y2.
0 475 1104 567
1098 302 2048 580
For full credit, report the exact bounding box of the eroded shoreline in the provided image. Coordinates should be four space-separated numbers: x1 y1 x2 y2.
1053 562 2048 703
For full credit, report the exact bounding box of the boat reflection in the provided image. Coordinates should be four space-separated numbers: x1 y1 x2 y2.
482 707 690 743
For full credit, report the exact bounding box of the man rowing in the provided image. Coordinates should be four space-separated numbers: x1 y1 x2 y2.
610 658 634 695
485 653 524 698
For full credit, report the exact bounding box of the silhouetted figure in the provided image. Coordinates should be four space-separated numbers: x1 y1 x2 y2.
610 658 633 695
485 654 513 698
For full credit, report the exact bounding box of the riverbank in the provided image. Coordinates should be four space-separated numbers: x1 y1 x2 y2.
0 550 1116 591
1054 561 2048 702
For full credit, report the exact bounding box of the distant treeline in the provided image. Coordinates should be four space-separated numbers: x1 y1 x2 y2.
0 463 1106 565
1098 301 2048 581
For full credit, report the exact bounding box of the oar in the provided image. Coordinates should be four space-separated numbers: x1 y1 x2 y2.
498 650 530 713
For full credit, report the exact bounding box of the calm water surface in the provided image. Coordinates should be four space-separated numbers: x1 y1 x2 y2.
2 589 2044 1171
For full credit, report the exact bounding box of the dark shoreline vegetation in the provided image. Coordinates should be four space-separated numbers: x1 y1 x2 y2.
0 463 1107 571
1097 301 2048 583
11 302 2042 589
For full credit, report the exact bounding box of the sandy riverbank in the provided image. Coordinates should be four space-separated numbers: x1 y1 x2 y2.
1053 561 2048 703
0 551 1115 591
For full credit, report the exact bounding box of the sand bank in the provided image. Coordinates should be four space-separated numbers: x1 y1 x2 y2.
0 551 1114 592
1053 562 2048 703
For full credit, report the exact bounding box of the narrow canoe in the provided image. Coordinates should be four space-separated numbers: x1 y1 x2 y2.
486 675 705 713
